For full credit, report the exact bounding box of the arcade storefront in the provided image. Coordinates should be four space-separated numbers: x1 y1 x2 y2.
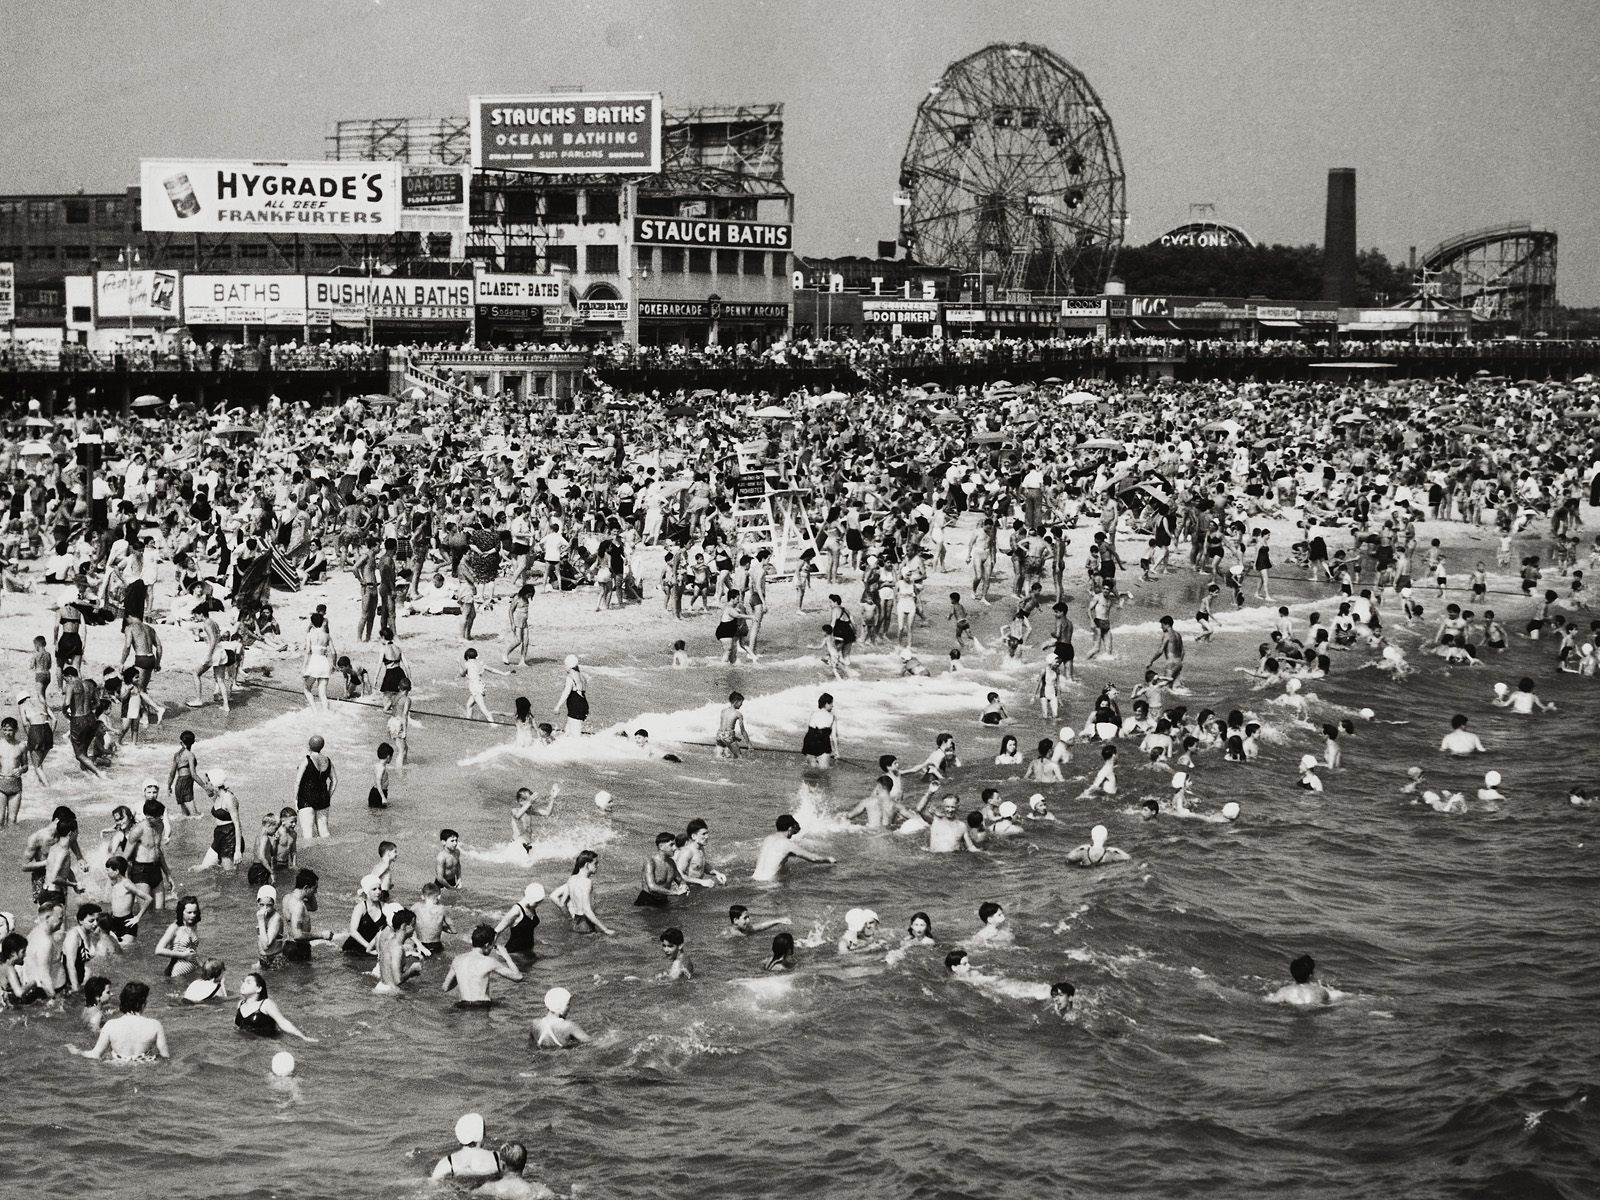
636 298 791 347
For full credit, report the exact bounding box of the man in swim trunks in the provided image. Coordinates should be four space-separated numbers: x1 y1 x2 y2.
59 667 107 779
1147 615 1185 685
121 613 162 693
0 718 25 826
442 923 523 1008
123 800 171 910
714 692 751 759
635 833 688 906
281 869 332 963
1439 713 1487 755
374 908 423 994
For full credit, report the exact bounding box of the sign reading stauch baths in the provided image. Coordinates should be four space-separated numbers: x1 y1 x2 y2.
471 93 663 174
632 217 792 249
140 160 401 233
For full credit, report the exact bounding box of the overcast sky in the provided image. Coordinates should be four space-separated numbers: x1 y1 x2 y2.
7 0 1597 301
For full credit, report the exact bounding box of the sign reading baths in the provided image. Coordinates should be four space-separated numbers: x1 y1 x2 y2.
140 160 401 233
633 217 792 250
307 276 472 322
471 93 663 174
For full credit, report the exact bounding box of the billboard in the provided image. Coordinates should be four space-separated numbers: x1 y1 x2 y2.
0 262 13 323
305 276 472 322
183 275 308 325
633 216 792 250
862 299 937 325
471 93 663 174
473 273 565 307
96 269 180 319
140 160 401 233
400 165 468 233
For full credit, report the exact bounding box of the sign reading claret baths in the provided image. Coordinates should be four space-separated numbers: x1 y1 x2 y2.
633 217 792 250
140 160 401 233
471 93 663 174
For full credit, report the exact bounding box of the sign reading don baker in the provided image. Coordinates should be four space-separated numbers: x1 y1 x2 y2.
140 160 400 233
472 93 662 174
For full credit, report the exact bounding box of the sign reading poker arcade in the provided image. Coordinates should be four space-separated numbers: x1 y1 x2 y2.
471 93 663 174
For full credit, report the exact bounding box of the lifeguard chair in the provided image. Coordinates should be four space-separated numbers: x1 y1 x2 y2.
726 438 816 575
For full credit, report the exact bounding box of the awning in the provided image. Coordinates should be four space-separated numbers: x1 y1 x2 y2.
1257 319 1303 329
1132 319 1184 333
1342 322 1410 333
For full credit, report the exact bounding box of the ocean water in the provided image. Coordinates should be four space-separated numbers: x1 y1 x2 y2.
1 573 1596 1200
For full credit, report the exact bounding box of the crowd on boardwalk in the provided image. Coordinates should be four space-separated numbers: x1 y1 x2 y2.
1 348 1597 1189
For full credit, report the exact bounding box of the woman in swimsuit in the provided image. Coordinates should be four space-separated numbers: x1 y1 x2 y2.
553 656 589 736
54 607 84 687
377 627 408 712
714 590 756 665
234 972 316 1041
155 895 203 978
494 882 545 961
302 612 335 712
195 769 242 870
341 878 387 957
1254 531 1275 601
802 693 838 769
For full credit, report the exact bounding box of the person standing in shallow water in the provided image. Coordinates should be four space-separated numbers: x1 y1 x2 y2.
553 655 589 736
294 735 336 839
802 693 838 768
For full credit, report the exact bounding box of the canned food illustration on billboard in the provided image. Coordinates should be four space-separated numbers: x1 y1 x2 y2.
162 172 201 219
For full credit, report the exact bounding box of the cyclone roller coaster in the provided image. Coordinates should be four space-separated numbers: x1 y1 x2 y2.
1419 222 1556 334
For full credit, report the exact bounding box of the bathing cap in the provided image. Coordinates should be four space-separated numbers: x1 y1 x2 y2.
1383 645 1402 662
1028 793 1045 807
1299 754 1318 770
15 691 30 704
594 790 613 810
544 986 571 1015
1493 682 1508 695
1221 802 1241 820
1058 726 1075 742
208 768 226 787
844 907 878 933
1485 771 1502 787
1170 772 1188 789
522 882 546 905
1359 708 1374 719
271 1051 296 1078
1400 587 1412 597
564 654 579 669
142 777 160 791
256 885 277 904
1090 824 1108 844
0 913 12 939
455 1113 485 1146
1286 679 1301 694
358 874 383 895
997 801 1018 819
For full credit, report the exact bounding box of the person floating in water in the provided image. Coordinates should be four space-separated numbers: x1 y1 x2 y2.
530 986 591 1048
1267 953 1338 1008
1066 824 1129 867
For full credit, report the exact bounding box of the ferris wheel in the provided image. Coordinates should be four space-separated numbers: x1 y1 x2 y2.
898 43 1127 295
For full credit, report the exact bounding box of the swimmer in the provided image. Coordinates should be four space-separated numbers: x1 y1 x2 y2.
903 912 936 946
837 908 882 953
1026 793 1056 823
1075 745 1118 800
1439 714 1487 755
1418 790 1468 814
1478 770 1507 803
473 1144 547 1200
726 904 791 937
442 924 523 1008
763 931 796 972
1048 981 1077 1016
971 901 1012 945
1297 754 1324 793
1023 738 1065 784
660 927 694 981
374 908 423 993
1066 825 1129 867
67 980 170 1060
1266 953 1336 1008
549 851 618 937
530 987 591 1048
714 692 752 759
1400 766 1425 795
990 801 1025 837
751 815 836 882
432 1114 502 1182
1494 676 1556 715
843 775 920 829
510 784 559 855
923 795 983 854
674 818 728 887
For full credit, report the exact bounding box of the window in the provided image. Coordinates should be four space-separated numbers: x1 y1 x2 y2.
0 245 19 260
545 244 577 272
635 246 655 275
688 248 712 274
585 244 618 275
716 249 739 275
206 245 234 260
71 306 91 323
64 199 91 224
0 200 21 224
544 193 578 224
505 246 540 272
28 200 56 225
660 247 685 274
742 250 765 276
584 190 620 223
95 199 125 225
314 244 342 259
504 192 538 224
63 244 92 259
426 233 453 258
29 245 57 260
240 245 269 260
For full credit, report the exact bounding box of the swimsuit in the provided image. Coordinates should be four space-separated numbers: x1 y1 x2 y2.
802 724 833 757
503 902 539 958
234 999 280 1037
341 904 386 957
297 755 333 812
210 802 237 858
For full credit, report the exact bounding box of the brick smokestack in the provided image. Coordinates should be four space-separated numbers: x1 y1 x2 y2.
1322 167 1357 306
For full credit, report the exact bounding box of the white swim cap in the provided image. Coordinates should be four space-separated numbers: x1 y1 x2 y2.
844 907 878 933
1299 754 1318 770
594 790 613 810
1359 708 1374 719
1286 679 1301 694
1090 824 1108 844
271 1051 296 1078
1485 771 1502 787
1400 586 1412 597
998 801 1018 818
1221 801 1241 820
1170 771 1188 789
141 776 160 791
544 986 571 1015
455 1112 485 1146
256 885 277 904
1494 682 1508 694
1584 643 1595 655
1058 727 1076 742
523 882 546 905
564 654 580 669
1383 646 1402 662
208 768 226 787
358 874 383 895
15 690 31 704
0 912 12 939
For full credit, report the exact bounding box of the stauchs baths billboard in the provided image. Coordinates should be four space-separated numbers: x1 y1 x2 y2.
470 93 662 174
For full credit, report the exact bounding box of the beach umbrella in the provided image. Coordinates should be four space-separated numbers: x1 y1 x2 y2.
1202 419 1240 434
753 404 792 419
214 424 259 440
924 391 954 402
991 379 1013 388
803 393 832 409
1337 411 1369 424
1124 390 1149 401
1043 376 1064 384
931 411 962 425
1431 402 1461 415
1082 437 1124 450
131 394 163 409
1515 378 1541 386
690 388 718 400
359 394 399 407
819 389 849 401
1064 391 1100 405
401 385 429 401
968 431 1008 446
23 416 52 430
1572 374 1594 384
1252 438 1277 449
384 433 426 448
1456 423 1488 435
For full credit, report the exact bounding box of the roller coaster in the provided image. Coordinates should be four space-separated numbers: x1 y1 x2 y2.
1419 222 1556 333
